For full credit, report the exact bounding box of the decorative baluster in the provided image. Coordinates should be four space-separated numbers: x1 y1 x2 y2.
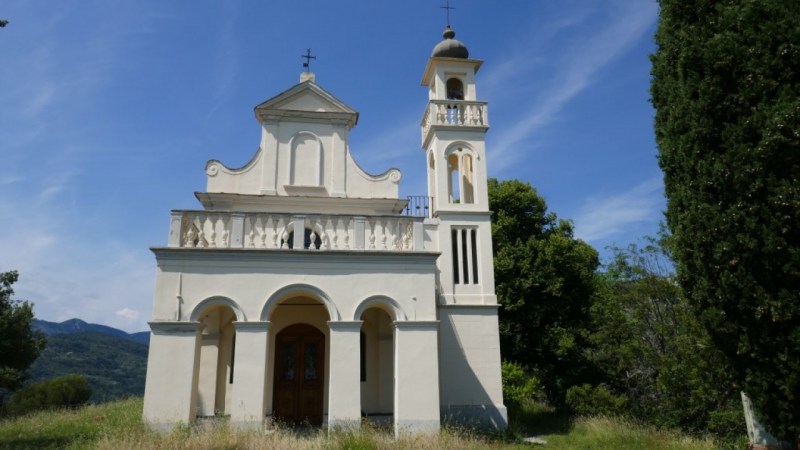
342 217 351 249
185 224 197 248
394 219 403 250
384 218 394 250
403 221 413 250
220 215 229 247
368 218 376 249
324 216 334 250
247 216 256 247
379 218 388 250
394 219 402 250
261 215 271 248
387 218 398 250
207 215 217 248
437 104 446 124
331 216 339 249
256 215 266 248
276 216 286 248
308 216 318 250
196 216 207 248
281 227 290 249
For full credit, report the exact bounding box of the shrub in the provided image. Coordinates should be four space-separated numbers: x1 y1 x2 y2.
7 374 92 416
566 384 627 417
501 361 541 408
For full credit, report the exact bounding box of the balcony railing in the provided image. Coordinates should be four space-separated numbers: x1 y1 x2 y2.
166 211 426 252
421 100 489 145
403 196 433 218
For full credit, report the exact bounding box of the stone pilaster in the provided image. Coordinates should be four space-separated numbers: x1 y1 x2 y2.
327 320 363 428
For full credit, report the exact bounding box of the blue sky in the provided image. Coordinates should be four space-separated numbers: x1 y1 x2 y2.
0 0 662 332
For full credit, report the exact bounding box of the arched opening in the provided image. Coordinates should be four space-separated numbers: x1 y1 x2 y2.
195 304 237 417
285 227 322 249
446 78 464 100
267 295 331 425
360 306 394 426
446 148 475 205
448 153 461 203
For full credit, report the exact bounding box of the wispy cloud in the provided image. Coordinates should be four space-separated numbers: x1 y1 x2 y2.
0 176 23 186
573 176 663 242
116 307 141 322
486 1 658 172
37 168 80 201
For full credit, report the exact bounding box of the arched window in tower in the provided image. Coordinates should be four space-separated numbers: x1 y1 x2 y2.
446 148 475 205
446 78 464 100
447 153 461 203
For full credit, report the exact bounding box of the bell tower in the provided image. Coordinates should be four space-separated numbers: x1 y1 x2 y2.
421 26 495 302
421 25 506 427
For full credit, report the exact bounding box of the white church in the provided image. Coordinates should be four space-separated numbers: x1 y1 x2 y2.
143 25 507 434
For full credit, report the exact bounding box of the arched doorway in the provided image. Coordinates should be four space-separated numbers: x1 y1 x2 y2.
272 323 325 425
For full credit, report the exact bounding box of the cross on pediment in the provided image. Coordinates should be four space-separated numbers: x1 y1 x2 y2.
301 48 316 72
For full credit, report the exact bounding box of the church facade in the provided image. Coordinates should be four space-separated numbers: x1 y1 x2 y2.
143 27 507 434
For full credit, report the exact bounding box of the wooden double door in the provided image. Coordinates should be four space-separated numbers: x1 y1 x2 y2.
272 324 325 425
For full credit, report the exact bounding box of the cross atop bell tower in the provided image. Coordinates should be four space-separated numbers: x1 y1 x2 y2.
440 0 456 26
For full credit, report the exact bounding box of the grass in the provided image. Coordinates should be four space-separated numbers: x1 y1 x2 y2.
0 397 738 450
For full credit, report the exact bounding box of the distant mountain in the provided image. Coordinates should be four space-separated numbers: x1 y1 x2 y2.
32 319 150 345
29 319 150 402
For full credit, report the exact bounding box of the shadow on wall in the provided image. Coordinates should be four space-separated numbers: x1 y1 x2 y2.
438 308 508 430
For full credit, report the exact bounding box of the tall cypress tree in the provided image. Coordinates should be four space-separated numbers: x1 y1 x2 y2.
651 0 800 442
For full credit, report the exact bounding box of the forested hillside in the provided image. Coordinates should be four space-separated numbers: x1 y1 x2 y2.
28 321 148 402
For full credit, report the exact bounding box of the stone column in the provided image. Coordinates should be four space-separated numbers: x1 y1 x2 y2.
230 321 270 429
327 320 363 429
394 321 441 436
143 321 201 431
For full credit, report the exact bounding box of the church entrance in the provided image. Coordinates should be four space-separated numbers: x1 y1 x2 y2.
272 324 325 425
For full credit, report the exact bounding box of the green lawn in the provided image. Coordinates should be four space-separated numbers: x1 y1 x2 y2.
0 398 738 449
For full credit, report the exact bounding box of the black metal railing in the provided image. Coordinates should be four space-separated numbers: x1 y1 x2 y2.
404 196 433 218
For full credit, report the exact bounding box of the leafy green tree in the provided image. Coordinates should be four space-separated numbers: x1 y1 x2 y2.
652 0 800 442
488 179 599 404
587 235 741 437
0 271 46 397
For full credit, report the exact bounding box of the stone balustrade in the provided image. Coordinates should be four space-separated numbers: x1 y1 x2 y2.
167 211 426 252
421 100 489 145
